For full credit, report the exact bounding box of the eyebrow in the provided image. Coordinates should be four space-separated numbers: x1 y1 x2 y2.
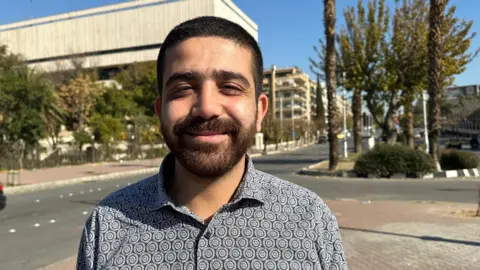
165 69 251 89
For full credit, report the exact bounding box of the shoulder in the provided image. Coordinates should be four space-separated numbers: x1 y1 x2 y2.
254 170 333 215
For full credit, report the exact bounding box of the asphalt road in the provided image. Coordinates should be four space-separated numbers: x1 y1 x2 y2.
1 143 480 269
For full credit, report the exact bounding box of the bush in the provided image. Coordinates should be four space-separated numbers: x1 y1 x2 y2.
440 150 479 170
354 143 436 178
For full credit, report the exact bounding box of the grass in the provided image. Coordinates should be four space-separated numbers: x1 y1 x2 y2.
312 160 355 172
311 152 360 172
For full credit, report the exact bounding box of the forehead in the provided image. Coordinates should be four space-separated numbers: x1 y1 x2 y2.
162 36 254 83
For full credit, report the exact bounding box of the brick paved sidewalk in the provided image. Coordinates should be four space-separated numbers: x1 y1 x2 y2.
0 158 163 187
326 199 480 270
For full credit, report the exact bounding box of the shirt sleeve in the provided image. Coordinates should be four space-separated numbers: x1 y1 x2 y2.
313 199 349 270
76 209 99 270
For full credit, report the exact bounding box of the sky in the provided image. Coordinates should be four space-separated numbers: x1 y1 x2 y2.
0 0 479 86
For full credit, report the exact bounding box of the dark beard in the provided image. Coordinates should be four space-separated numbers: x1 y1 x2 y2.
161 116 257 178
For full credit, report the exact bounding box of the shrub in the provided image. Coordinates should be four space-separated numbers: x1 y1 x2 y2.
354 143 436 178
440 150 479 171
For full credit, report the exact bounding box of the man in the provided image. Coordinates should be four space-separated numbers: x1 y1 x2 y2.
77 16 348 270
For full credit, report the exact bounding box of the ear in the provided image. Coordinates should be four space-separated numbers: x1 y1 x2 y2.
155 96 162 118
256 93 269 132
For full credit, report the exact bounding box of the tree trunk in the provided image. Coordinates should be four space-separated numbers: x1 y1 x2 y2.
382 116 398 144
352 88 362 153
324 0 339 171
404 91 415 148
428 0 446 171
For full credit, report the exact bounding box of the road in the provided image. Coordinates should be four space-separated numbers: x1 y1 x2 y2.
1 144 480 269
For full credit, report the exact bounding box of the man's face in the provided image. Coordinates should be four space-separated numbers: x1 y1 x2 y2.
156 37 268 178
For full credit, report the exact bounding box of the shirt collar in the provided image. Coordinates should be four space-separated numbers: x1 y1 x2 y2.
147 152 268 212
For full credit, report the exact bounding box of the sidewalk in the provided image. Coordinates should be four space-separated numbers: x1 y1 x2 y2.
41 199 480 270
327 199 480 269
3 142 314 194
1 158 163 186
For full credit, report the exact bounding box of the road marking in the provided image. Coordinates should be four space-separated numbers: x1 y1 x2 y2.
69 193 73 196
89 189 93 192
83 211 88 215
34 223 40 227
9 229 16 233
80 191 84 194
59 195 63 198
116 184 120 188
97 188 102 191
35 199 40 203
127 182 131 186
50 219 56 224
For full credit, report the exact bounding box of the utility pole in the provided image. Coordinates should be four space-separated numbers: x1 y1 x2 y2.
291 95 295 141
423 90 429 153
343 87 348 158
280 93 283 142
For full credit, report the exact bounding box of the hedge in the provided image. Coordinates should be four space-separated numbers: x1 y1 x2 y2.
440 149 479 171
355 143 436 178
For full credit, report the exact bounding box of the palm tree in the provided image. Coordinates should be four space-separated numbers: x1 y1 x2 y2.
427 0 446 171
324 0 340 170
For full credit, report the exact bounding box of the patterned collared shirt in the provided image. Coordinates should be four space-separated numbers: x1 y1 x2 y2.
77 154 348 270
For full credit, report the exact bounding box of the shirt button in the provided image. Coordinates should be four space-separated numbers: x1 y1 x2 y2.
204 230 212 239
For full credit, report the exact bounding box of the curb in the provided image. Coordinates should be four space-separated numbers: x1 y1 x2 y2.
5 143 315 195
298 161 480 180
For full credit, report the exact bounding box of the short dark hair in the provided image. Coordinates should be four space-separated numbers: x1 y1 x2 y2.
156 16 263 98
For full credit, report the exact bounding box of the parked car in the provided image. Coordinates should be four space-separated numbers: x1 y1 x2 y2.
317 134 328 144
0 183 6 211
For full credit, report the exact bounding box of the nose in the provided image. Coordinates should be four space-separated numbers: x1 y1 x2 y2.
191 81 223 119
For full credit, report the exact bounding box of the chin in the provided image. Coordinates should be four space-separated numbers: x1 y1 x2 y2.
176 147 245 178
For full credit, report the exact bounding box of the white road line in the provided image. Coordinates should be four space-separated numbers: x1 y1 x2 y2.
35 199 40 203
80 191 84 194
69 193 73 196
59 195 63 198
50 219 56 224
97 188 102 191
34 223 40 227
9 229 16 233
82 211 88 215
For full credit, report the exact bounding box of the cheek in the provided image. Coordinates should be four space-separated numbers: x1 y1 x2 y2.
162 102 189 127
228 100 257 126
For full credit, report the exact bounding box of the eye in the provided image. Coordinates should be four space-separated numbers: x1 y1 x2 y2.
169 85 194 97
220 84 243 95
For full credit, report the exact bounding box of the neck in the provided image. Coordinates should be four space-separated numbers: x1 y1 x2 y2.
168 155 247 223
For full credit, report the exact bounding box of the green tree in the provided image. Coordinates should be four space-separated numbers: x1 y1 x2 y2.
340 0 398 144
391 0 429 148
90 114 125 160
57 73 104 131
115 62 158 116
0 57 57 169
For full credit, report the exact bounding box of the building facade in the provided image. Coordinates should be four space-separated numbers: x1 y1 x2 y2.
0 0 257 74
262 65 350 125
263 66 314 123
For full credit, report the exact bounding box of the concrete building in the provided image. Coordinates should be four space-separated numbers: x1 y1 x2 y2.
0 0 257 76
262 65 350 125
263 66 314 123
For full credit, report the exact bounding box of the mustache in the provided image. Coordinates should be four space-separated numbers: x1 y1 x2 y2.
173 117 241 135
